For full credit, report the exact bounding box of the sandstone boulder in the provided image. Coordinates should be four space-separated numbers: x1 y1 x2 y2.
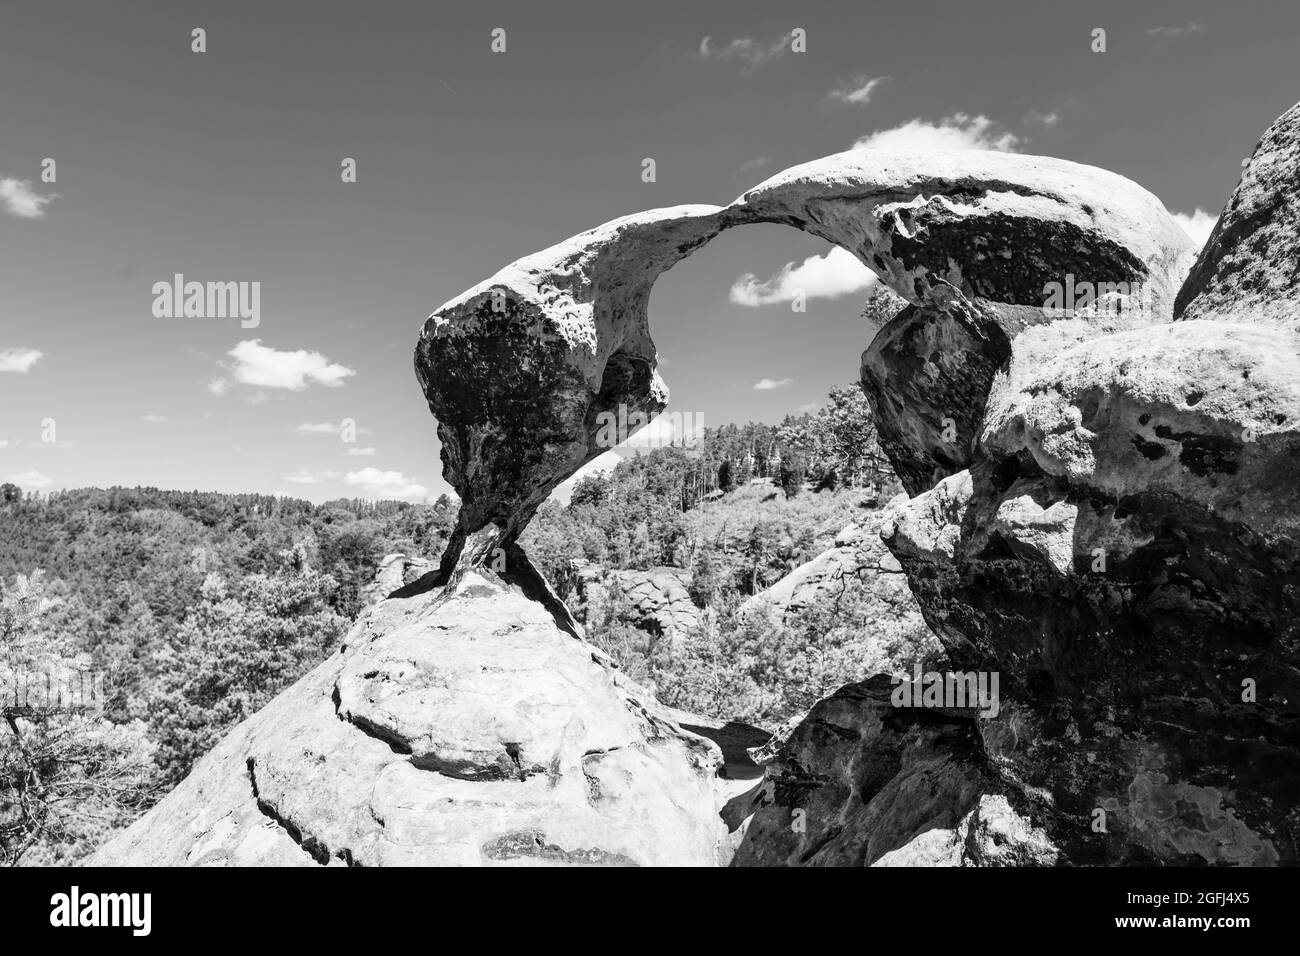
93 572 731 866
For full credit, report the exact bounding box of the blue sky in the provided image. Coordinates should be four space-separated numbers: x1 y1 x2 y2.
2 0 1296 502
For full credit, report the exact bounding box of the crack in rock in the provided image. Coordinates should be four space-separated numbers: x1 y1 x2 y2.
246 756 357 867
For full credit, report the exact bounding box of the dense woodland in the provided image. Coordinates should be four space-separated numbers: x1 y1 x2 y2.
0 381 924 864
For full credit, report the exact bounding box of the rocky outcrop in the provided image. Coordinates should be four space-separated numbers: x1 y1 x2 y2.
571 563 701 643
360 553 436 607
741 521 909 620
729 675 1057 867
93 571 731 866
1175 100 1300 327
874 104 1300 865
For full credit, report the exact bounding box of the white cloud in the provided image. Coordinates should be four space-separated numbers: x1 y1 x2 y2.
797 402 821 414
345 446 376 457
0 348 43 373
343 467 427 500
698 34 789 69
6 470 51 489
1171 208 1218 249
210 339 355 394
730 245 876 306
0 439 9 449
829 75 888 105
853 113 1020 152
0 177 57 218
753 378 794 391
142 414 167 423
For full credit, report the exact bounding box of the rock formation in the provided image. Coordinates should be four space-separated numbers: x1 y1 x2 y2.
94 569 730 866
731 675 1057 867
99 100 1300 867
741 521 912 621
415 149 1194 574
570 563 701 644
360 553 436 607
871 106 1300 865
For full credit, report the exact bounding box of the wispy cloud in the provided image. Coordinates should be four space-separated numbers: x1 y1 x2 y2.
142 414 167 424
343 467 427 500
282 469 340 485
6 469 51 489
753 378 794 391
853 113 1020 152
1171 208 1218 249
1024 109 1061 128
209 339 355 394
699 34 790 70
829 75 889 106
0 348 43 373
0 176 57 218
1147 21 1205 38
345 446 376 457
730 246 876 306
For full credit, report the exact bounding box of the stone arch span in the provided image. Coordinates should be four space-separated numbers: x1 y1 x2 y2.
413 148 1197 582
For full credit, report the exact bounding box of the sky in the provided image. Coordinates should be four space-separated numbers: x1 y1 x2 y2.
2 0 1297 504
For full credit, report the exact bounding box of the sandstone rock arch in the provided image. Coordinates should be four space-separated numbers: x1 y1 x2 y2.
415 148 1196 584
413 119 1300 865
95 101 1300 867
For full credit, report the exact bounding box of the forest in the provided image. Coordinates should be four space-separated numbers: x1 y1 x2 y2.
0 380 926 864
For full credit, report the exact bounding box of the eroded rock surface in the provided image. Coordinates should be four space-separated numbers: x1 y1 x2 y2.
729 676 1056 867
741 521 911 620
1176 100 1300 327
93 573 730 866
571 563 701 644
360 553 436 607
873 105 1300 865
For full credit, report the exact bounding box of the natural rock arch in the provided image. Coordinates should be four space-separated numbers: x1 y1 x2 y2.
414 148 1195 584
93 102 1300 867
